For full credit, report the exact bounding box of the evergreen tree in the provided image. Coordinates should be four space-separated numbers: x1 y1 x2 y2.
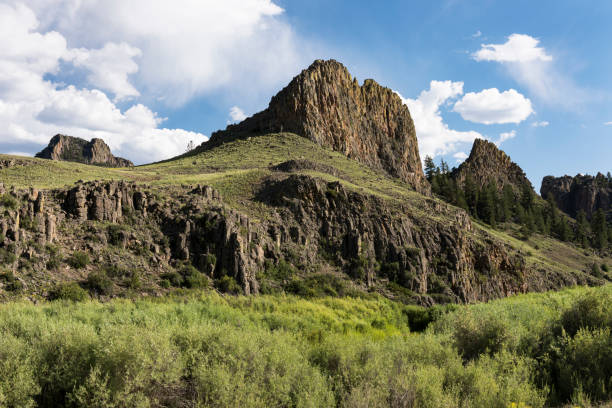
520 183 534 211
592 208 609 249
464 175 478 218
575 210 590 247
477 181 497 226
500 185 514 222
424 156 436 181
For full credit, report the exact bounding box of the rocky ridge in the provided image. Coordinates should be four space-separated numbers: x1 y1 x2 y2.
200 60 429 194
453 138 533 193
541 173 612 219
36 134 133 167
0 174 601 303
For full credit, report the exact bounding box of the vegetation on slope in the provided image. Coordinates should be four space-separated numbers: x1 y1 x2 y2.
1 285 611 407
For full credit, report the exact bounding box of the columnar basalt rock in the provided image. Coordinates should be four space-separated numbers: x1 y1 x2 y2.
453 138 533 193
202 60 429 194
35 134 133 167
541 173 612 219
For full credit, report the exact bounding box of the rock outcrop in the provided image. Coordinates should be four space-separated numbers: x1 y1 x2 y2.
36 134 133 167
201 60 428 193
453 138 533 193
541 173 612 219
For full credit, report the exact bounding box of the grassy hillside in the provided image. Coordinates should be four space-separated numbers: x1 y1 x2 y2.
1 133 611 302
1 285 611 407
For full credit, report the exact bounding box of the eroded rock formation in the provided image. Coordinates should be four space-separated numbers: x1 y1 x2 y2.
541 173 612 219
36 134 133 167
453 138 533 193
201 60 429 193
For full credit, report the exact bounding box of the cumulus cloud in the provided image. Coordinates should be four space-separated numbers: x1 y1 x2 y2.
25 0 305 106
0 2 206 163
229 106 248 123
453 88 533 124
496 130 516 146
398 81 482 158
531 121 549 127
604 122 612 126
472 34 585 107
473 33 552 63
68 42 142 101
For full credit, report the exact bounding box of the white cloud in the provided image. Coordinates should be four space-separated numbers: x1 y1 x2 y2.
25 0 306 106
604 122 612 126
453 151 468 162
6 151 32 157
229 106 247 123
532 121 549 127
472 34 585 107
68 42 142 101
472 30 482 38
453 88 533 124
496 130 516 146
398 80 482 158
0 3 206 163
473 33 552 63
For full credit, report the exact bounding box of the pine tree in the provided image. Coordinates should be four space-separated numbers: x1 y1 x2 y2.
500 185 514 222
520 183 534 211
424 156 436 181
592 208 609 249
575 210 590 247
477 181 497 226
464 175 478 218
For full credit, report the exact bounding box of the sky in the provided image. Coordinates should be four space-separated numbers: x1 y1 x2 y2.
0 0 611 190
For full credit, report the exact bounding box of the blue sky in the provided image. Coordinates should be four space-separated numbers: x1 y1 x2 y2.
1 0 611 190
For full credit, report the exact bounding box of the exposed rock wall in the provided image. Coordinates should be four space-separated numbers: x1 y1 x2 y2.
541 173 612 219
202 60 429 194
0 177 600 302
453 138 533 193
35 134 133 167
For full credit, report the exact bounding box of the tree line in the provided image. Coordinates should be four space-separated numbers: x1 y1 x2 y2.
424 156 612 249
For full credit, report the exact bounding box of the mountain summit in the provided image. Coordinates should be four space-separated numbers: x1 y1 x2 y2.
453 138 532 193
203 59 428 193
36 134 133 167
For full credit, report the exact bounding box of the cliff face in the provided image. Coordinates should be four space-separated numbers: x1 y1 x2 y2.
204 60 428 193
36 134 133 167
453 139 533 192
541 173 612 219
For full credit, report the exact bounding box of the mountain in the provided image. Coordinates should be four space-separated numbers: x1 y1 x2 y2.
199 59 429 194
1 60 610 305
35 134 133 167
453 138 533 193
541 173 612 219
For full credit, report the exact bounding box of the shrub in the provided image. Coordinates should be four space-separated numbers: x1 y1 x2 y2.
180 265 208 289
46 256 61 270
0 334 39 407
0 194 19 210
68 251 90 269
560 292 612 336
453 312 510 360
104 264 129 278
160 271 183 287
0 271 23 292
86 270 113 296
49 282 89 302
215 275 241 294
602 263 609 272
591 263 604 278
264 259 295 281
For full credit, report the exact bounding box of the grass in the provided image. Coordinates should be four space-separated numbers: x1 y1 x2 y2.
1 285 611 407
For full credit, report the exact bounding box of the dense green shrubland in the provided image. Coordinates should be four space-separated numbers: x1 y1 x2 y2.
0 286 611 407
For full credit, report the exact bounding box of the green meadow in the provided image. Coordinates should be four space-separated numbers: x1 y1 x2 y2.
1 285 611 407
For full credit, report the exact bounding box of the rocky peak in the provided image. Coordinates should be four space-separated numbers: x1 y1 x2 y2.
35 134 133 167
541 173 611 219
204 59 428 193
453 138 532 193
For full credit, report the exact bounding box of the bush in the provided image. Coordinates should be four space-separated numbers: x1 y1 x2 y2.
602 263 609 272
560 292 612 336
107 224 127 246
0 271 23 292
453 312 510 360
181 265 208 289
86 270 113 296
215 275 241 294
160 271 183 287
264 259 295 281
68 251 90 269
49 282 89 302
0 194 19 210
0 334 39 407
